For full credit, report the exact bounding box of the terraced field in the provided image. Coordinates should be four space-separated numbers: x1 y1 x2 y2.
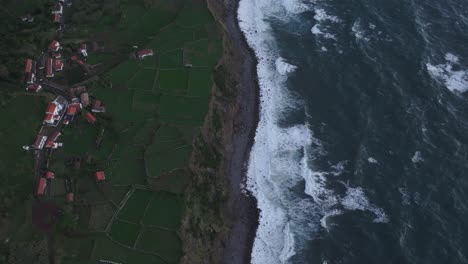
58 0 222 262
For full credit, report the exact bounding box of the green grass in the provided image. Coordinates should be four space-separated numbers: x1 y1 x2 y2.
144 125 191 177
136 227 182 263
0 95 43 196
142 192 183 230
111 186 131 206
158 69 188 95
62 121 100 155
117 189 153 223
159 49 183 68
92 235 166 264
176 1 214 28
109 220 140 246
183 38 222 67
132 91 159 112
188 68 213 97
128 68 157 91
108 155 146 185
159 95 209 125
107 60 140 86
148 25 195 52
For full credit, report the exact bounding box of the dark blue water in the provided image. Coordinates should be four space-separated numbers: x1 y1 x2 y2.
239 0 468 263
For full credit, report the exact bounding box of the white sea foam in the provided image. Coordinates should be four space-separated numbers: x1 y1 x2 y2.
368 157 378 164
352 20 370 41
426 53 468 93
275 57 297 75
238 0 387 262
411 151 424 163
341 187 389 223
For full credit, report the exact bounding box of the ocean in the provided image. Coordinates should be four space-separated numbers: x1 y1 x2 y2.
237 0 468 263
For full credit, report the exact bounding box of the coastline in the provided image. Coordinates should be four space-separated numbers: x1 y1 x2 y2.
206 0 260 263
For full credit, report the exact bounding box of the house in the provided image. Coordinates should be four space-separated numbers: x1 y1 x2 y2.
53 13 61 23
80 92 89 107
79 43 88 57
24 59 35 84
91 100 106 113
45 131 63 148
36 178 47 195
51 3 63 14
136 49 154 59
46 58 54 78
45 171 55 179
63 102 82 125
44 96 67 126
26 83 42 93
25 59 33 73
31 135 47 150
85 112 97 124
54 59 64 71
48 40 61 52
95 171 105 182
53 53 61 59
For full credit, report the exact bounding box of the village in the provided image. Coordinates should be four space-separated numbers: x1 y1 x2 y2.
0 0 225 261
22 0 154 207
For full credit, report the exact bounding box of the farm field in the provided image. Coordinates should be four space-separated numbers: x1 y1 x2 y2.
54 0 223 262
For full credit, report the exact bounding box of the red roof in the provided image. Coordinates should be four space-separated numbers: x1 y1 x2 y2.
136 49 154 58
32 135 47 149
95 171 105 181
67 104 80 115
48 131 61 142
45 103 57 114
45 171 55 179
54 59 64 71
37 178 47 195
46 58 54 77
48 40 60 51
85 112 97 124
26 83 42 92
44 113 54 123
53 13 61 23
25 59 33 73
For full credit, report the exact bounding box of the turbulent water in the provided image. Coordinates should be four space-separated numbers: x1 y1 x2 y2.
238 0 468 263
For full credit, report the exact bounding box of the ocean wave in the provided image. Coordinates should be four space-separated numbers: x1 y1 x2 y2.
275 57 297 76
426 53 468 93
238 0 388 262
341 187 389 223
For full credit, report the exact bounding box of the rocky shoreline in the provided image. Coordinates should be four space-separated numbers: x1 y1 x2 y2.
207 0 260 263
181 0 260 263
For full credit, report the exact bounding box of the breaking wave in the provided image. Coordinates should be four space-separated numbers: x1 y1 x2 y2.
426 53 468 93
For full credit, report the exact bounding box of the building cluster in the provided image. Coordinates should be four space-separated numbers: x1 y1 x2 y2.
136 49 154 59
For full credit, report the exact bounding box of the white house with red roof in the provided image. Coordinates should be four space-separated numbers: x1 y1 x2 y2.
24 59 36 84
36 178 47 196
45 131 63 149
54 59 64 71
63 101 82 125
46 58 54 78
53 13 61 23
43 96 67 126
25 134 47 150
45 171 55 180
48 40 61 52
25 59 33 73
136 49 154 59
95 171 106 182
91 100 106 113
26 83 42 93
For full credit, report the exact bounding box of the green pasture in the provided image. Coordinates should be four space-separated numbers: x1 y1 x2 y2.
91 235 166 264
128 68 157 91
117 189 153 223
158 68 188 95
136 227 182 263
109 220 140 246
159 49 183 68
188 68 213 97
142 192 183 230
